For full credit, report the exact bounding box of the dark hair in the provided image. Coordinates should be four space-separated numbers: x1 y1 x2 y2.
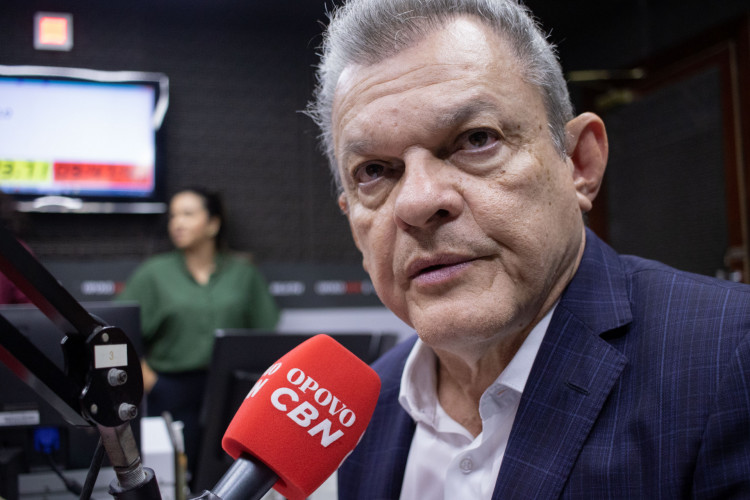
170 186 227 248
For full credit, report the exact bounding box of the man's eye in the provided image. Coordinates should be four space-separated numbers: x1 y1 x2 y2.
468 131 490 147
354 163 386 184
459 130 499 151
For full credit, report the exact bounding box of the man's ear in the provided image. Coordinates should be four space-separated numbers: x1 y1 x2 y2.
565 112 608 213
338 192 349 215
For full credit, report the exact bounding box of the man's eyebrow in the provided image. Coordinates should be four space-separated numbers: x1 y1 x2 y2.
432 98 500 131
340 139 375 164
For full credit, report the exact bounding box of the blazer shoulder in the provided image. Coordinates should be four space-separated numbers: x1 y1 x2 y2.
621 254 750 319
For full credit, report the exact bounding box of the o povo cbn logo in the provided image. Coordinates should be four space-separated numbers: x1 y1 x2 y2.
246 361 357 447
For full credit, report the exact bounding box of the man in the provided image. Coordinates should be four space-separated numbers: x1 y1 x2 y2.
308 0 750 498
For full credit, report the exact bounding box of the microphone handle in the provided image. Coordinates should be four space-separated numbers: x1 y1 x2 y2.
202 454 278 500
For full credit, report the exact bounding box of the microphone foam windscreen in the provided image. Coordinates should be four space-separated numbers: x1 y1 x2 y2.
222 334 381 500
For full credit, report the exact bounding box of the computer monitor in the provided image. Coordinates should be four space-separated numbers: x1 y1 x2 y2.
192 330 398 493
0 65 168 214
0 301 143 472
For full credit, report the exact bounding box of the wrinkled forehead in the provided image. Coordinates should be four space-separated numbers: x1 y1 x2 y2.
339 18 510 81
331 18 528 125
333 61 470 122
330 20 538 155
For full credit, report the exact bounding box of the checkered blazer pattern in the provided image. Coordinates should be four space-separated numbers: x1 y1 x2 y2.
338 229 750 499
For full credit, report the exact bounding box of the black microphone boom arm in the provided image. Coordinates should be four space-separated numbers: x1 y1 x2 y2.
0 225 161 500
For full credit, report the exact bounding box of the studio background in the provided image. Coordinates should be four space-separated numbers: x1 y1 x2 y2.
1 0 749 281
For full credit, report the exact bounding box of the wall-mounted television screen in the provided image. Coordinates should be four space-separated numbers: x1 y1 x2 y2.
0 65 169 213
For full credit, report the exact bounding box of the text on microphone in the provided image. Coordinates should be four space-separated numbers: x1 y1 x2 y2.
247 362 357 447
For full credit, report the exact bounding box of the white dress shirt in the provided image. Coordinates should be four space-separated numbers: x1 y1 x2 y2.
398 305 556 500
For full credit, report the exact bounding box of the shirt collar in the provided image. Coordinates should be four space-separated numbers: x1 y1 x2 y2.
398 303 557 427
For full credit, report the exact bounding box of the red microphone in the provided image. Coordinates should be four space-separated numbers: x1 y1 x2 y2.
197 334 381 500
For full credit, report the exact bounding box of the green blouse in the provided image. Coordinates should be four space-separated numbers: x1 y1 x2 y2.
117 251 279 372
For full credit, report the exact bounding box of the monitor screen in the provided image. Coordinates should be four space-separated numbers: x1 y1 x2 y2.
0 65 168 212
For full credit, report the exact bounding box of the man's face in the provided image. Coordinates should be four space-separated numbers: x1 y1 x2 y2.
331 18 590 352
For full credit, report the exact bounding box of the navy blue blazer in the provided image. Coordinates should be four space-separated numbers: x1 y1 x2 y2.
338 230 750 499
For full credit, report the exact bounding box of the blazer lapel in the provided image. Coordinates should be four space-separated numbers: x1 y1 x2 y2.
493 231 631 499
337 336 418 500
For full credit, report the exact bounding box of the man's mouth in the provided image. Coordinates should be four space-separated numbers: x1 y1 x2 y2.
407 255 477 281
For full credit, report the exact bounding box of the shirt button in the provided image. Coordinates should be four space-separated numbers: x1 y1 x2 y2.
459 457 473 474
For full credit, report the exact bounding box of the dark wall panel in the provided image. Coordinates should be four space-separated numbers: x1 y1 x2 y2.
603 69 728 276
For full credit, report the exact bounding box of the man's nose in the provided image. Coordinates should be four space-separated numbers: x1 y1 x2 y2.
393 151 463 231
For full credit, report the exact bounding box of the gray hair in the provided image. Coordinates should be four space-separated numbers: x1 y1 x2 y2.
307 0 574 192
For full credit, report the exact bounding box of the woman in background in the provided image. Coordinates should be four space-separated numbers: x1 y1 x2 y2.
118 186 279 476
